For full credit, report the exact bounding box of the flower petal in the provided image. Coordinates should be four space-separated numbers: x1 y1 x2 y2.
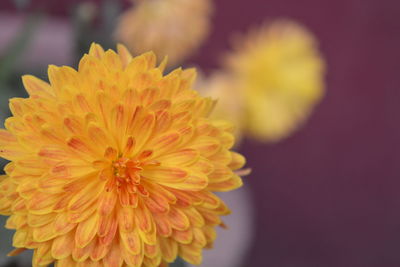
168 207 190 231
75 213 99 248
159 237 178 263
157 149 199 166
118 206 135 232
52 232 74 259
120 228 142 255
142 165 187 184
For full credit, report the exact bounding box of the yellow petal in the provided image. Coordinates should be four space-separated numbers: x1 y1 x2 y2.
172 228 193 244
32 222 58 242
67 136 96 157
208 164 234 183
118 206 135 232
56 257 76 267
128 111 156 152
193 228 207 247
98 214 115 237
68 200 97 224
121 244 144 267
88 43 105 59
140 88 160 106
144 243 159 259
103 49 123 71
198 209 221 226
53 212 76 235
189 157 214 175
0 129 17 144
168 207 190 231
120 228 142 255
102 242 123 267
143 193 169 214
22 75 54 98
135 204 156 245
193 191 220 209
68 180 104 213
228 152 246 170
90 239 111 261
117 44 133 68
72 238 95 262
27 212 56 227
12 228 28 247
184 208 205 228
52 232 74 259
143 255 162 266
159 237 177 263
98 191 117 217
75 212 99 248
38 145 69 161
207 174 243 191
147 132 180 156
157 149 199 166
87 123 115 149
203 225 216 245
181 173 209 191
179 244 202 265
27 192 59 214
153 214 172 237
141 166 187 183
134 202 153 234
208 149 232 165
190 136 220 157
33 242 53 266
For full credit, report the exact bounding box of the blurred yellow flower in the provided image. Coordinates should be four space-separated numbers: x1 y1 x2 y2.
0 43 246 266
225 20 325 142
196 72 244 142
115 0 213 67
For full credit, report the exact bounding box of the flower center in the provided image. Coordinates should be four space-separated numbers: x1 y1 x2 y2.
109 157 148 196
105 150 160 204
114 158 142 185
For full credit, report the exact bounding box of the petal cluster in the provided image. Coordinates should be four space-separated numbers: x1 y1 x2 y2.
224 19 326 142
115 0 213 67
0 43 245 267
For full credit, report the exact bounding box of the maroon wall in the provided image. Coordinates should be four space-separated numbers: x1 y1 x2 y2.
196 1 400 266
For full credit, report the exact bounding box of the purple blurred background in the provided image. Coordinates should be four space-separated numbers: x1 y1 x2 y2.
2 0 400 266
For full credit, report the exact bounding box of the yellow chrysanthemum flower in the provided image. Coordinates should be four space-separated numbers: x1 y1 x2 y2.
225 20 325 142
115 0 213 67
0 43 246 267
